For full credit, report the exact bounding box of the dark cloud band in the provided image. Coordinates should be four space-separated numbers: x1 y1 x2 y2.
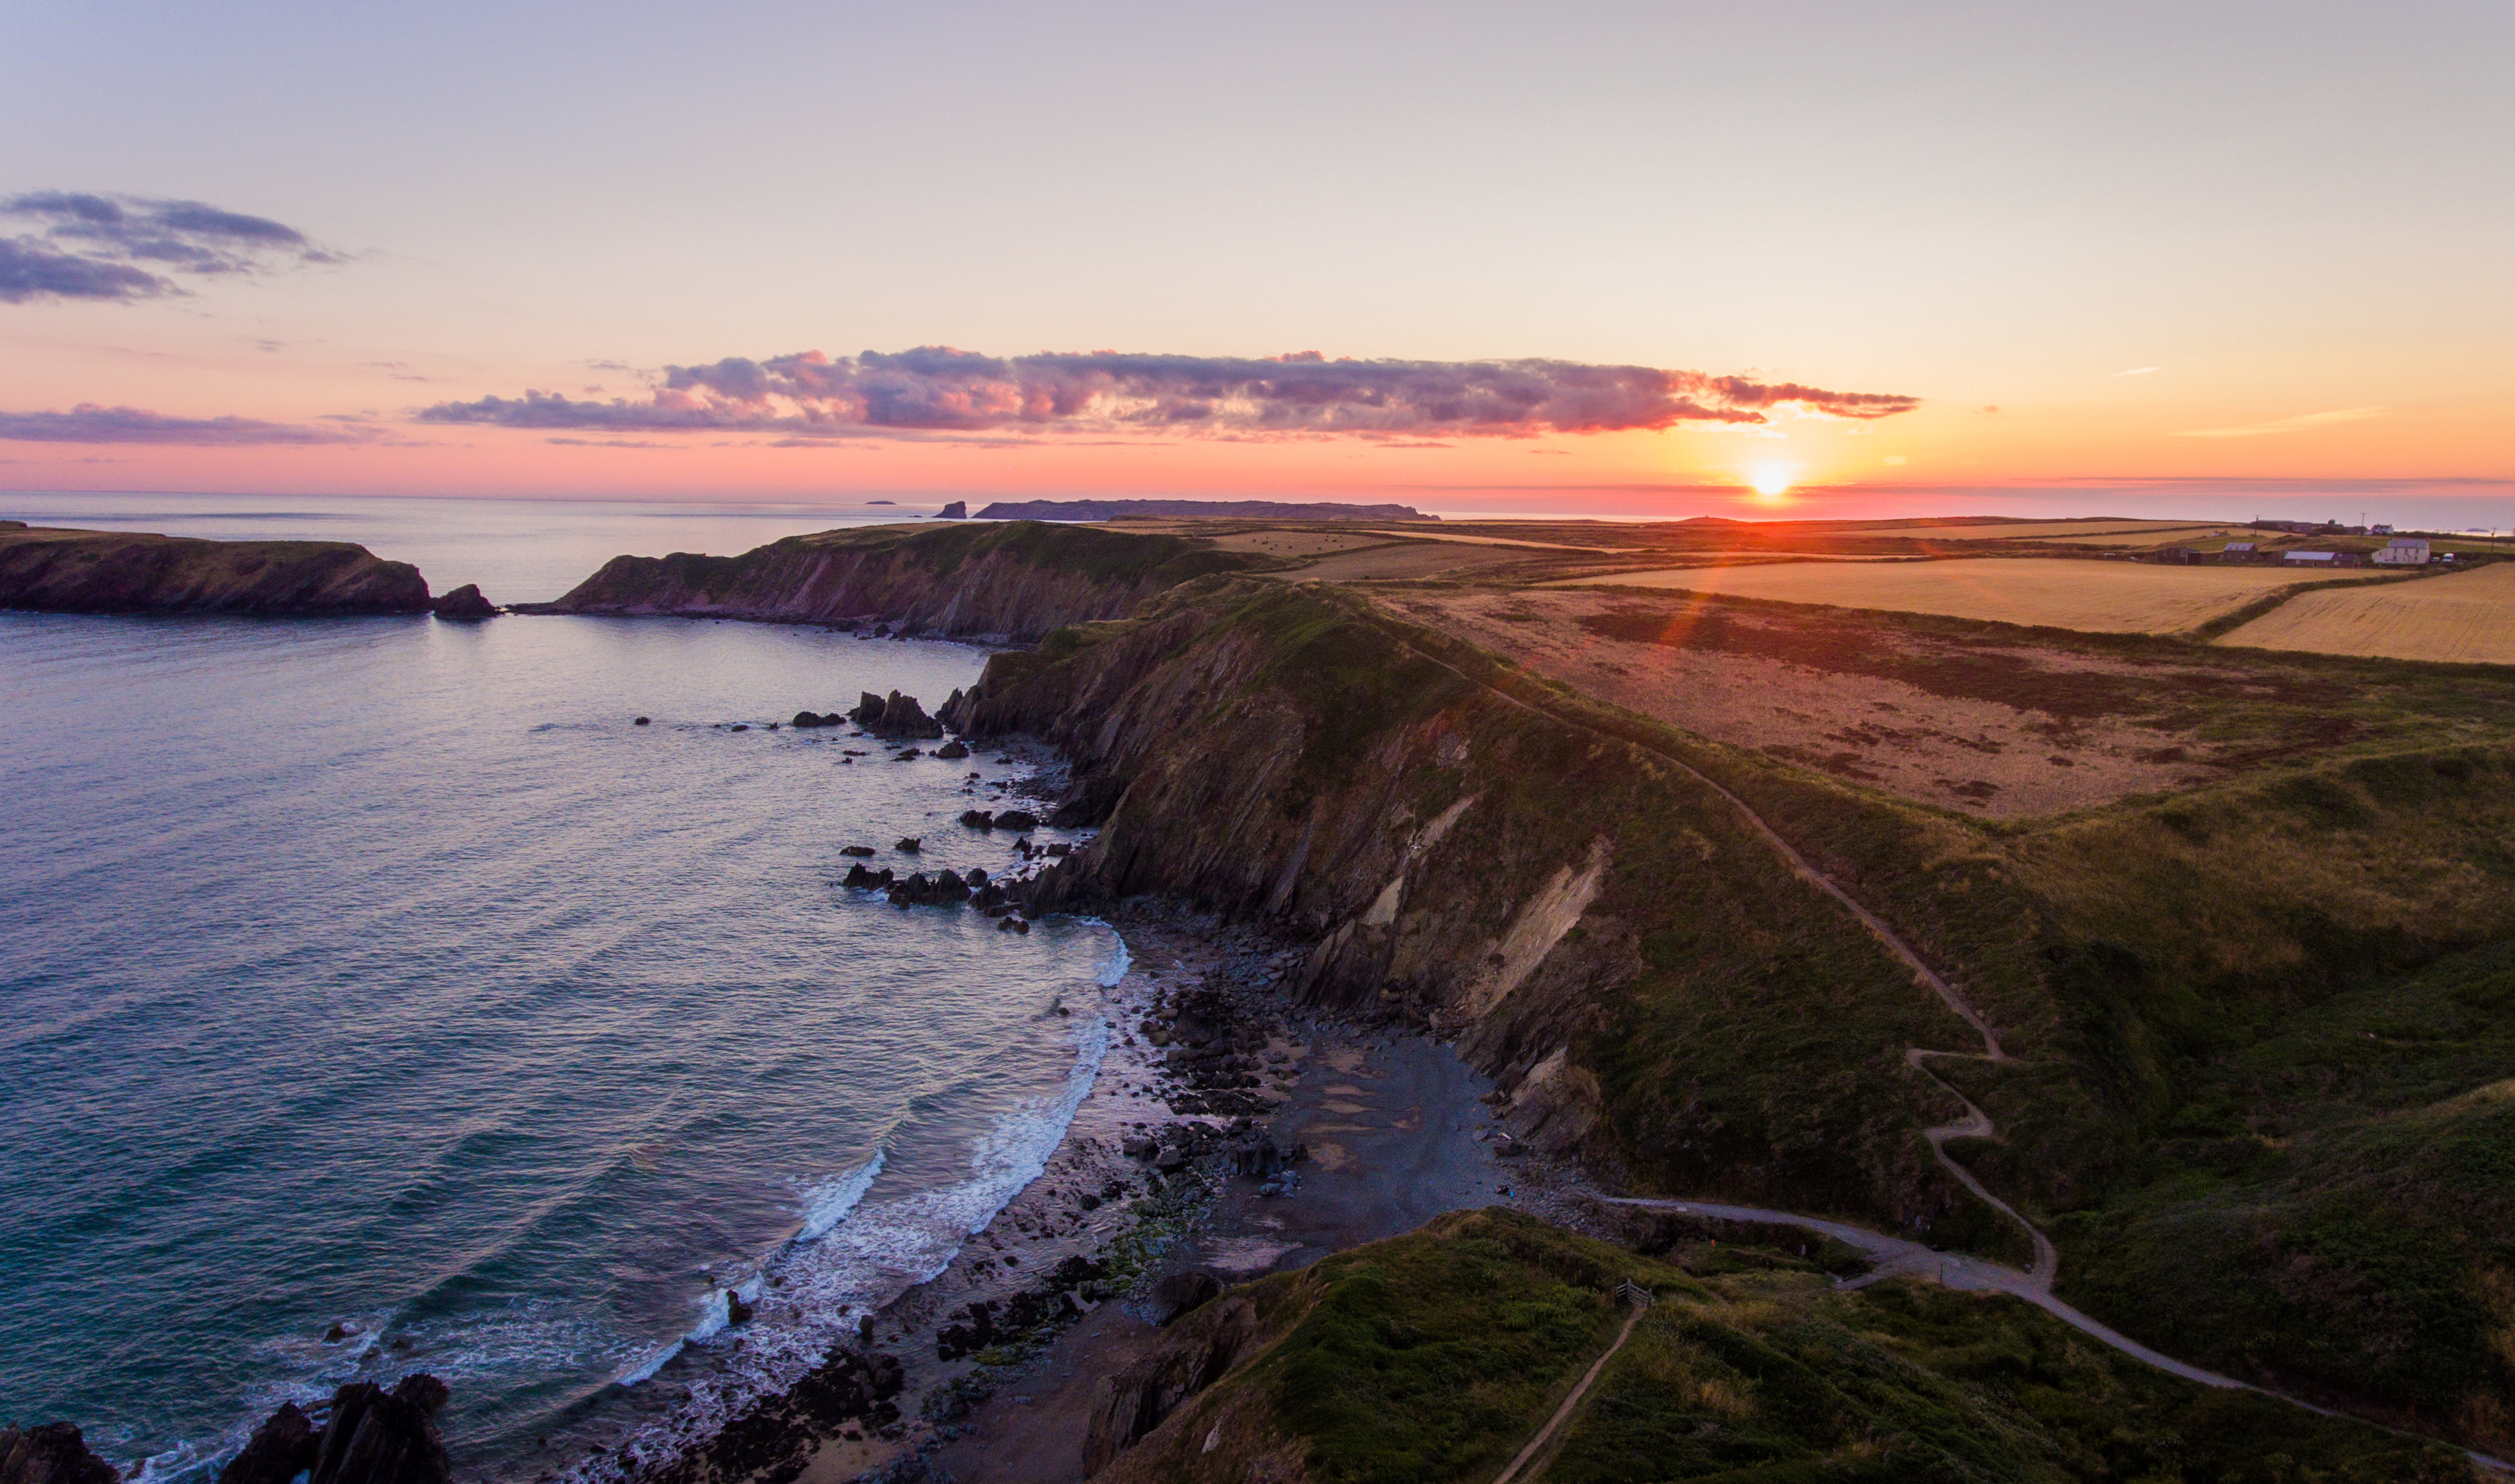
0 405 373 445
418 347 1919 438
0 192 332 304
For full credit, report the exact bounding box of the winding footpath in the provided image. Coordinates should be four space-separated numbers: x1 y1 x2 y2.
1382 631 2512 1475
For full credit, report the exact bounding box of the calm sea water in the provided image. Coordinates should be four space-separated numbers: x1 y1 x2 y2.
0 495 1117 1478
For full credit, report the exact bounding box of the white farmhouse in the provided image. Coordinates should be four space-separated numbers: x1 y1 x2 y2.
2374 538 2432 566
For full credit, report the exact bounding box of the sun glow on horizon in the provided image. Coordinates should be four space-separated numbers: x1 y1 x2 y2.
1750 464 1795 501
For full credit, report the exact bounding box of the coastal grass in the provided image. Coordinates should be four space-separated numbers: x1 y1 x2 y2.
1112 1210 2465 1483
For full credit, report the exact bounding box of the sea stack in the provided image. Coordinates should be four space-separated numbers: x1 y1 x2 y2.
430 584 499 620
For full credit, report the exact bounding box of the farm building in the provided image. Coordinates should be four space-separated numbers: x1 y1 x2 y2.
2282 550 2367 568
2156 546 2199 565
2374 537 2432 566
2219 542 2260 562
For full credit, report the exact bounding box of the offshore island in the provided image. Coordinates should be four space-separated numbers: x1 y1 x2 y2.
9 510 2515 1484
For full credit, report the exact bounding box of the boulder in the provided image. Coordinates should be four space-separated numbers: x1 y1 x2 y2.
894 837 921 852
839 845 877 857
428 585 498 621
0 1423 121 1484
959 810 995 829
993 810 1041 832
935 739 969 759
965 867 989 886
727 1290 755 1326
792 710 826 728
633 716 650 725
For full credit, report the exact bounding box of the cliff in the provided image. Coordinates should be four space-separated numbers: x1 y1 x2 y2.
521 521 1266 641
0 526 432 615
946 576 2004 1248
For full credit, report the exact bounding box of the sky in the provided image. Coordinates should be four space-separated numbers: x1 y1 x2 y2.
2 0 2508 523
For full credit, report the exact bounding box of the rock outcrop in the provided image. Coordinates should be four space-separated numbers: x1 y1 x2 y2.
0 527 432 615
518 521 1263 641
848 690 944 738
934 501 967 519
218 1377 450 1484
0 1423 120 1484
428 584 498 620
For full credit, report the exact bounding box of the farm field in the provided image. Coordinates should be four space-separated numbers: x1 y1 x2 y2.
1553 556 2396 633
2218 560 2515 663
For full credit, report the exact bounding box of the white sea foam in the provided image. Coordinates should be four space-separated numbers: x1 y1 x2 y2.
589 924 1125 1479
797 1149 886 1241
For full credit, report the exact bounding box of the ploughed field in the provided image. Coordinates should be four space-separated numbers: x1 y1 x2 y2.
1548 556 2400 634
2218 560 2515 664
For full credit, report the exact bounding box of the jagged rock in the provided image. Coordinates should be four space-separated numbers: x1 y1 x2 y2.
997 916 1030 934
934 501 967 519
843 863 898 888
965 867 989 886
895 837 921 852
1080 1296 1256 1473
217 1403 314 1484
960 810 995 829
1 1422 121 1484
993 810 1040 831
847 692 887 725
1122 1135 1159 1160
935 739 969 759
973 883 1007 908
889 871 973 907
727 1290 755 1326
867 691 944 739
429 584 497 620
230 1376 451 1484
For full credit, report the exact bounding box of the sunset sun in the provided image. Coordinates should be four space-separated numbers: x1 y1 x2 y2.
1750 464 1794 499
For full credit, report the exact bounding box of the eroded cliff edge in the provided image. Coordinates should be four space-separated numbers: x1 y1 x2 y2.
0 523 432 614
520 521 1266 641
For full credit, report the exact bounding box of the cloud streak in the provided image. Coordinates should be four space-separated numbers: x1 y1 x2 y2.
418 347 1920 440
0 404 375 445
2171 406 2387 438
1 192 334 303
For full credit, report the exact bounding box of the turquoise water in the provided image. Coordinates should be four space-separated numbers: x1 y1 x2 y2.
0 497 1115 1478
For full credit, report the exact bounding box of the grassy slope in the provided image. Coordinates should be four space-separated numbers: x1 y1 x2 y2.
1107 1209 2466 1483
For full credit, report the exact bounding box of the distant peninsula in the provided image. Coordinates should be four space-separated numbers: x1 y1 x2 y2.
0 522 436 615
969 499 1438 522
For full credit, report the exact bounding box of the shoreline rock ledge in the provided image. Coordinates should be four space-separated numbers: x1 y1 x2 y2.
0 1423 121 1484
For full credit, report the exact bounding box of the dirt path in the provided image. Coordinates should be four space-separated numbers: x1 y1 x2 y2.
1489 1300 1652 1484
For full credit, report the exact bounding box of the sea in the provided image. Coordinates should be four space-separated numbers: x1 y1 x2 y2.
0 493 1124 1479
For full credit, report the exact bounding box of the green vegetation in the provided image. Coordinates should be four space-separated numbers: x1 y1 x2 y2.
1117 1211 2465 1483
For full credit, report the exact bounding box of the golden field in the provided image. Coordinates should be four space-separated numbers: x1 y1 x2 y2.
1554 556 2396 633
2217 561 2515 663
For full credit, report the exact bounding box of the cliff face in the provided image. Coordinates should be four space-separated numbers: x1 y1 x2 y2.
0 526 432 615
528 521 1264 641
945 578 1996 1246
